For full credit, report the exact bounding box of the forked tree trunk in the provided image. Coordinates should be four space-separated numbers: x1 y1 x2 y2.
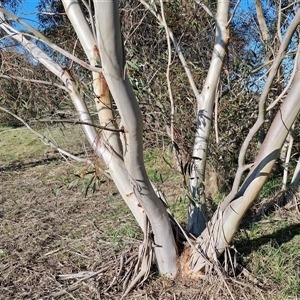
2 0 300 282
190 45 300 272
61 0 147 232
93 0 178 277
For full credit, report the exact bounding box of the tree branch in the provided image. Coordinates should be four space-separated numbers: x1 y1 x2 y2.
0 106 96 167
254 0 270 43
0 75 70 92
194 0 215 19
227 0 241 26
267 46 300 111
277 0 283 43
0 7 103 74
38 119 124 133
188 0 230 236
223 8 300 205
139 0 200 99
159 0 175 148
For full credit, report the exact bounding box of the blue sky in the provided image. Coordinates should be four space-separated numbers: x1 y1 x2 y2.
15 0 255 30
17 1 39 28
16 0 255 22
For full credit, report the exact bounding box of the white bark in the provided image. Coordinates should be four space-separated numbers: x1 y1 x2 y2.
0 8 146 232
291 155 300 188
282 126 294 190
190 48 300 273
62 0 122 154
94 0 178 277
188 0 230 236
254 0 270 43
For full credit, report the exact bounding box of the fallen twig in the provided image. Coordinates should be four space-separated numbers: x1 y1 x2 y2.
51 266 110 298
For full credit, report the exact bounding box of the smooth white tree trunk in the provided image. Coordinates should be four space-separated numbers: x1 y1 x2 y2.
188 0 230 236
93 0 178 277
190 46 300 272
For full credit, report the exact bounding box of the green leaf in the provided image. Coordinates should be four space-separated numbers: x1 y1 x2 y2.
95 56 102 68
53 187 60 196
126 60 140 71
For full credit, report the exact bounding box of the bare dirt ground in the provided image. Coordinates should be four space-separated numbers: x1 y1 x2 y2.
0 160 291 299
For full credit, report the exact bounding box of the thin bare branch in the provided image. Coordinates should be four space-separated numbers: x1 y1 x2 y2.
36 12 66 16
0 7 103 74
159 0 175 144
0 75 70 92
0 106 95 166
194 0 215 19
51 266 110 298
250 59 274 74
267 45 300 111
277 0 283 43
214 85 220 144
81 0 96 40
38 119 125 133
139 0 200 99
227 0 241 26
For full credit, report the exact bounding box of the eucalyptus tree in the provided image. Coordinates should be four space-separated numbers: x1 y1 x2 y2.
0 0 300 293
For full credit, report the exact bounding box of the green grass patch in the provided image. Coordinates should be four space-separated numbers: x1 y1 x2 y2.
253 234 300 299
0 124 86 165
235 216 300 299
260 176 282 198
144 148 187 222
144 148 175 183
169 195 189 224
0 127 44 163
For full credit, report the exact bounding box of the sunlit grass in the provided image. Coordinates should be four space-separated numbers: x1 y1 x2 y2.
235 215 300 299
0 124 86 165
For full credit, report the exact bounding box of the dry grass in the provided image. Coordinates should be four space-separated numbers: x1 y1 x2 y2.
0 161 269 299
0 162 137 299
0 126 299 299
0 161 287 300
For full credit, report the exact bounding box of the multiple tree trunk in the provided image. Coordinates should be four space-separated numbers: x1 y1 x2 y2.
0 0 300 279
